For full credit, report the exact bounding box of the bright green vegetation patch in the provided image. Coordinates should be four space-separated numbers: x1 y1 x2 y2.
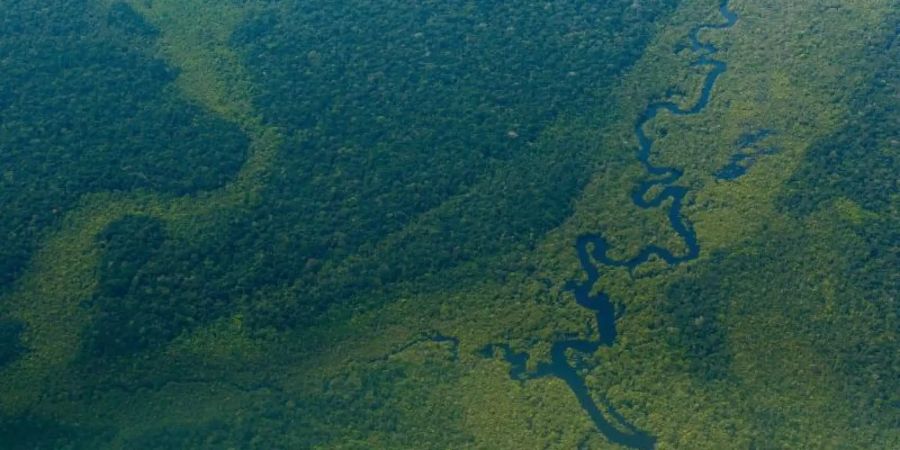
0 1 249 290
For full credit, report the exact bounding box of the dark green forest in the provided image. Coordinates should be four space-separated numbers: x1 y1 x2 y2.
0 0 896 449
0 0 248 291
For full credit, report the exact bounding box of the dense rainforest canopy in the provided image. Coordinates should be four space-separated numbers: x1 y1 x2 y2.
0 0 896 449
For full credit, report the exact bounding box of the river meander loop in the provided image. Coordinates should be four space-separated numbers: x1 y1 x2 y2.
482 2 739 449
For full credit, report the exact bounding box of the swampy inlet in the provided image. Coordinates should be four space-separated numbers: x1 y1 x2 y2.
0 0 897 448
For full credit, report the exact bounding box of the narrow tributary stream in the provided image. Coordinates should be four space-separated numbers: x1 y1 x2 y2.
482 3 739 448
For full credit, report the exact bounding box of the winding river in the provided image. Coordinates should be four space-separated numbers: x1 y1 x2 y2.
482 2 739 448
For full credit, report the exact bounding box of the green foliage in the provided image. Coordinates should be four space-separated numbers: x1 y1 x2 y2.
120 421 252 450
0 414 108 450
0 318 25 367
61 0 686 361
0 0 249 291
106 2 159 38
1 0 897 449
780 21 898 215
771 19 898 427
299 355 472 449
660 252 733 381
83 215 169 357
219 0 682 327
83 213 287 360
